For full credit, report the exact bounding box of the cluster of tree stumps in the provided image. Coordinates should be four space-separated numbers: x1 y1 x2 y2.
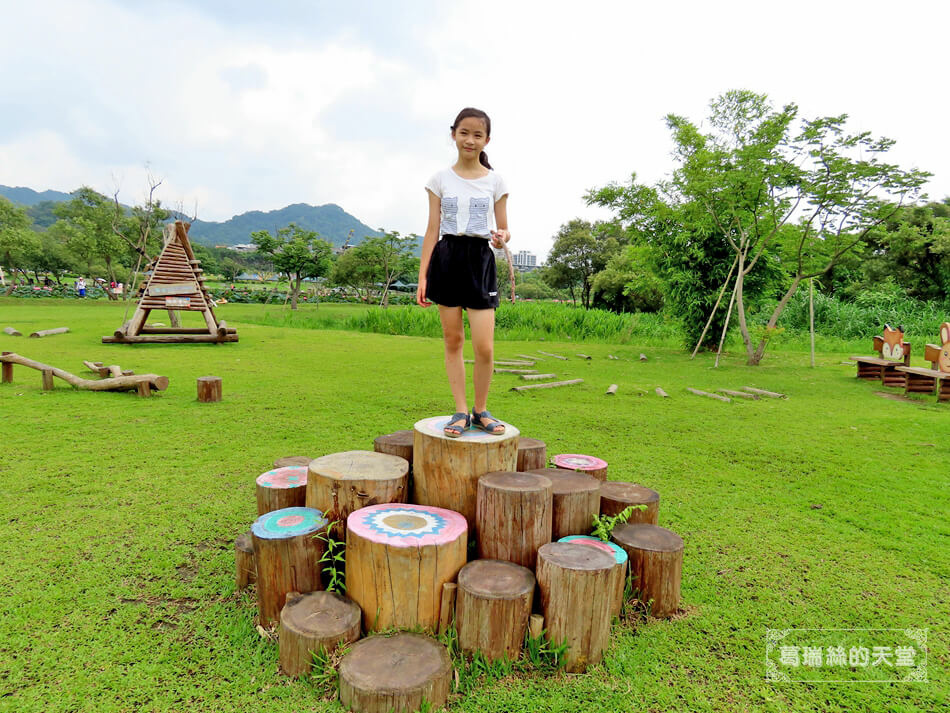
232 418 686 712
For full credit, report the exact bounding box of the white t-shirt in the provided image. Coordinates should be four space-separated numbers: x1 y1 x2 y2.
425 167 509 239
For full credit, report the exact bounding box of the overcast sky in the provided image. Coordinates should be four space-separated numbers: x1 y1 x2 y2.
1 0 947 258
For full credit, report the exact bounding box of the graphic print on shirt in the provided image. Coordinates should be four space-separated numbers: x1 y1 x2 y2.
440 196 458 236
466 197 490 236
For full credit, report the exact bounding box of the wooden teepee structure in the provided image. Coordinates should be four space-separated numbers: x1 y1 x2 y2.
103 220 238 344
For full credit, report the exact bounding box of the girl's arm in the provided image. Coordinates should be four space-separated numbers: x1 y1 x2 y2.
491 195 510 248
417 189 442 307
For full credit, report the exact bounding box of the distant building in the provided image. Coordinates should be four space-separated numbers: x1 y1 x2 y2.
512 250 537 268
230 243 257 253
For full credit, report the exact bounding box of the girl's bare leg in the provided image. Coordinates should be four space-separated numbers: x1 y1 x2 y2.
438 306 468 419
467 307 496 413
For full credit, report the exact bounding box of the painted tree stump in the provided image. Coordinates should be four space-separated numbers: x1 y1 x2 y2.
307 451 409 539
196 375 222 402
339 633 451 713
558 536 628 618
455 559 535 662
373 430 414 467
535 542 616 673
516 437 547 471
611 523 683 618
345 504 467 632
234 531 256 590
251 507 328 626
599 482 660 524
551 453 608 482
528 467 601 540
256 466 308 516
273 456 312 468
476 471 552 569
412 415 519 528
279 590 361 678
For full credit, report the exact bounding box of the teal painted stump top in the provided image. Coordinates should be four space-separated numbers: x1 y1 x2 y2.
252 506 328 539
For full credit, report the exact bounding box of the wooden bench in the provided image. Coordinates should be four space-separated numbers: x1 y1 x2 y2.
849 325 911 387
896 322 950 402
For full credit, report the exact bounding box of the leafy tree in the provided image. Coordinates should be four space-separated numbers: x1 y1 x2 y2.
542 219 621 308
362 231 419 306
591 244 664 312
251 223 333 309
218 257 243 283
53 187 126 297
0 198 38 293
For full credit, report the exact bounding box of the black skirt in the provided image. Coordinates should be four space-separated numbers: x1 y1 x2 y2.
425 234 499 310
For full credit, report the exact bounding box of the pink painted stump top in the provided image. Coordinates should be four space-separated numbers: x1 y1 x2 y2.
552 454 608 472
256 466 308 489
347 504 467 549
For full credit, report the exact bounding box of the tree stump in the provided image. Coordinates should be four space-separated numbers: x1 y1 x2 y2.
345 504 467 632
251 507 328 626
279 590 361 678
516 437 547 471
558 536 628 618
234 531 256 590
476 471 552 569
412 415 519 528
196 375 222 402
599 482 660 525
551 453 608 482
373 430 414 468
455 559 535 662
273 456 312 468
535 542 616 673
339 633 451 713
256 466 308 516
527 467 600 540
611 523 683 618
307 450 409 540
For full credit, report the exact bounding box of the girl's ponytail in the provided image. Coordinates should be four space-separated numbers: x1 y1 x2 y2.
479 151 492 170
451 107 493 170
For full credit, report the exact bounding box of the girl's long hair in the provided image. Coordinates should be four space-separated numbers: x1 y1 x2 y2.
451 107 492 169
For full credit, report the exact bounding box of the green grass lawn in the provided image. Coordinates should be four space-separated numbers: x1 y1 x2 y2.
0 299 946 712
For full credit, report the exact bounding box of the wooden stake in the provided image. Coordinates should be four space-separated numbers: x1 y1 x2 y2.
605 384 618 395
520 373 557 380
234 532 256 590
2 352 13 384
29 327 69 338
691 253 739 359
511 379 583 392
687 388 731 403
607 355 618 360
136 382 151 398
41 369 54 391
742 386 787 399
438 582 457 636
516 354 541 361
528 614 544 640
718 388 759 400
3 327 21 336
715 275 740 368
639 353 647 362
494 368 539 374
196 376 223 403
655 387 669 398
538 351 568 360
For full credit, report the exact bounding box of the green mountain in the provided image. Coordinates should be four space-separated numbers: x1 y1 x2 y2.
0 185 72 206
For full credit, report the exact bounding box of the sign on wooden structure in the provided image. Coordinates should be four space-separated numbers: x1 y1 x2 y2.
148 282 198 297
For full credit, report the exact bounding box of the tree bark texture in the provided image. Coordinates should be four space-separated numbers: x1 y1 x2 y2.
599 482 660 525
476 471 553 569
516 437 547 471
412 415 519 528
338 633 451 713
455 559 535 662
611 523 683 618
234 532 256 590
535 542 616 673
251 507 328 626
556 536 628 618
372 430 414 468
307 450 409 540
256 465 309 516
345 504 467 633
528 468 600 539
278 590 361 678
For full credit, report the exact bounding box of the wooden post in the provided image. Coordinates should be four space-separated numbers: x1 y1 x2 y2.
611 523 683 618
29 327 70 338
551 453 608 482
516 437 547 472
511 379 583 392
535 542 616 673
339 633 451 713
256 466 308 516
372 429 414 467
307 450 409 540
455 559 535 662
605 384 618 395
599 482 660 525
279 591 361 678
437 582 457 636
345 504 467 633
558 536 628 618
527 468 600 540
273 456 312 468
2 352 13 384
528 614 544 640
412 415 519 528
2 327 21 336
476 471 552 569
196 376 222 402
234 532 256 590
251 507 328 626
41 368 54 390
136 382 151 398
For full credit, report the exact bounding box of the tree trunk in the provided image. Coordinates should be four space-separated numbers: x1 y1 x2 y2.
733 256 755 364
751 275 802 365
476 471 553 569
291 275 301 310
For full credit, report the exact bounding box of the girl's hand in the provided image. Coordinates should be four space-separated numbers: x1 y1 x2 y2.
491 230 510 249
416 278 431 307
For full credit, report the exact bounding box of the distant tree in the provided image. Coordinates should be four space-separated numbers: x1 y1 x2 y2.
218 257 243 283
591 244 664 312
542 219 621 308
362 231 419 306
251 223 333 309
53 187 125 297
0 197 38 292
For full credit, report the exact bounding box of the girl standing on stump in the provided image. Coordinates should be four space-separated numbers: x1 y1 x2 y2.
417 107 510 438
